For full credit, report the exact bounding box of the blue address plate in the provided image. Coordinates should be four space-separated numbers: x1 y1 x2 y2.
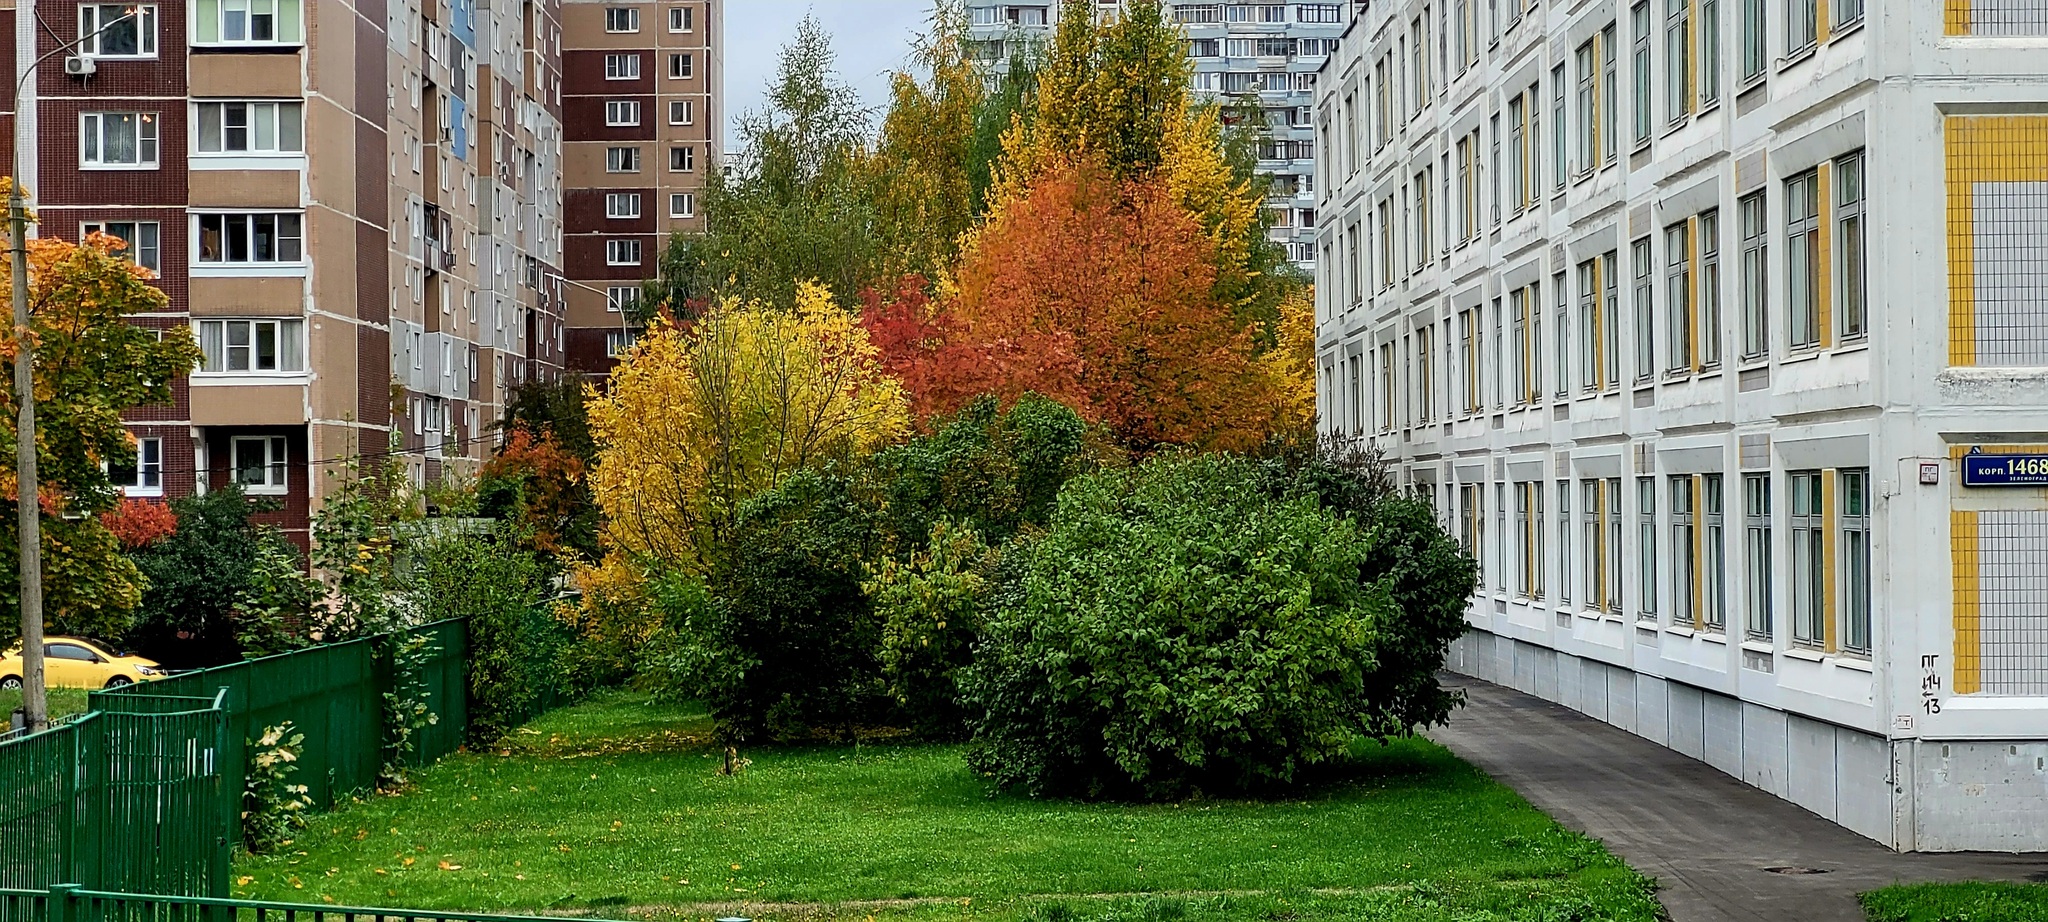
1963 453 2048 487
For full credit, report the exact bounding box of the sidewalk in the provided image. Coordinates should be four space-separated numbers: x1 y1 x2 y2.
1426 673 2048 922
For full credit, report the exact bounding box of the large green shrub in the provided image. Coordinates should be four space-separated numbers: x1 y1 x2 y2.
1257 439 1479 736
866 520 998 739
125 486 282 667
405 525 572 744
962 454 1397 800
642 470 889 741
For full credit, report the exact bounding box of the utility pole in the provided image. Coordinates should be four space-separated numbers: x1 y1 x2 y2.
10 4 141 732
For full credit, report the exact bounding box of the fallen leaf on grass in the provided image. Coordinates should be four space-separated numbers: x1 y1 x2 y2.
235 877 253 887
402 858 416 867
438 861 463 871
373 869 387 876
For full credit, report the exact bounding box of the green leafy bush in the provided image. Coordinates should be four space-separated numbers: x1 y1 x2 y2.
1257 439 1479 736
643 470 888 741
962 454 1397 800
124 485 278 667
861 394 1100 553
405 525 573 745
867 520 998 738
241 722 310 853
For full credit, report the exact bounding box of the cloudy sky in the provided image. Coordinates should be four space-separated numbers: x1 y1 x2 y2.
722 3 936 150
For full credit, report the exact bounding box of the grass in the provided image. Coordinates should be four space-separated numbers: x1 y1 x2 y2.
0 686 93 722
1861 882 2048 922
233 689 1660 922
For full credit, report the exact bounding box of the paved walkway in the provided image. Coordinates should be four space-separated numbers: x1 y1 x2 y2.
1426 673 2048 922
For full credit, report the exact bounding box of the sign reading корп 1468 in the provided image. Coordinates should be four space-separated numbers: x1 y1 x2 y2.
1962 452 2048 487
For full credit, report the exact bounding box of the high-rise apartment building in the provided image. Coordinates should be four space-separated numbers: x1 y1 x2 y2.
964 1 1358 267
560 0 718 371
0 0 570 544
1317 0 2048 851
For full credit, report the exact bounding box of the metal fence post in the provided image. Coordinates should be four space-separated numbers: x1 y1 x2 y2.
47 884 79 922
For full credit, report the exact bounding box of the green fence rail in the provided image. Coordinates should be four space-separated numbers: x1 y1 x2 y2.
0 886 627 922
0 694 231 897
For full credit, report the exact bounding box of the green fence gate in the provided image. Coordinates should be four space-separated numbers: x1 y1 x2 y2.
0 692 231 898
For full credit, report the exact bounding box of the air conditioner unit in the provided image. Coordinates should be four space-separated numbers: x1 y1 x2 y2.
62 56 96 76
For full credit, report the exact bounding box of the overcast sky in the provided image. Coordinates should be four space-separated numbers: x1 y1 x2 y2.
723 3 935 150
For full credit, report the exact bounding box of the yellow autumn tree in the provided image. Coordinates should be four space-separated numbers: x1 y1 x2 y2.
1258 284 1318 437
586 282 911 575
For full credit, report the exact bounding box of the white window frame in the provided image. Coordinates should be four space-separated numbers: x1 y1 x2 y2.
111 436 164 497
196 318 307 375
230 435 289 495
668 99 693 125
604 53 641 80
195 0 304 46
669 192 694 218
606 285 640 312
668 52 692 79
79 3 157 57
606 239 642 266
667 5 692 31
668 145 694 172
605 192 642 218
82 220 161 271
605 146 641 173
603 6 639 32
80 112 160 169
604 99 641 127
193 100 305 158
193 211 306 272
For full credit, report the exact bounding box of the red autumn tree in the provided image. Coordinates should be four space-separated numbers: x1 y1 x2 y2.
479 426 592 556
101 498 178 549
929 163 1279 452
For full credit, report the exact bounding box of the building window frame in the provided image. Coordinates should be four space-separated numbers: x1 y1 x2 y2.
110 435 164 497
667 5 692 32
1744 472 1773 641
194 0 304 45
79 3 158 57
669 192 695 218
603 6 639 32
604 100 641 127
1786 169 1822 350
193 211 305 268
604 146 642 173
229 435 289 495
1789 470 1825 648
194 100 305 156
604 192 641 219
605 238 643 266
82 220 160 271
1840 468 1871 655
1671 474 1696 629
604 52 642 80
1666 220 1694 375
197 318 305 375
1836 151 1867 343
80 112 160 170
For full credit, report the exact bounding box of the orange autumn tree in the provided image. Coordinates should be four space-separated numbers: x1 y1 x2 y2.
936 163 1281 452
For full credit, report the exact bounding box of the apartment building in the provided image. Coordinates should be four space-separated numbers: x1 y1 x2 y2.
560 0 717 371
965 1 1358 267
1316 0 2048 851
1 0 568 544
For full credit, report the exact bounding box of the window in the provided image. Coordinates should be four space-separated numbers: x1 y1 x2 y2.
1666 221 1693 373
1836 152 1866 341
1665 0 1690 120
668 100 694 125
1700 210 1722 367
1789 471 1824 647
1671 476 1696 628
1638 477 1658 620
605 285 639 313
1516 482 1546 599
605 192 641 218
48 643 98 662
1584 479 1622 612
604 53 641 79
669 146 695 172
668 53 693 79
1786 169 1821 349
195 213 303 265
1744 473 1773 640
670 192 695 218
80 113 159 168
1739 193 1768 358
198 319 304 373
1551 64 1567 188
1632 1 1653 143
1578 258 1600 390
667 5 692 31
1703 474 1726 632
606 239 642 265
1840 469 1870 654
605 146 641 172
1558 481 1573 604
1603 251 1621 385
195 101 304 153
604 7 638 32
1700 0 1721 104
80 3 156 56
110 436 163 496
82 220 160 271
606 330 640 356
1554 271 1571 396
605 100 641 126
196 0 303 44
1602 24 1619 161
1632 237 1655 381
1576 39 1597 171
231 435 288 494
1836 0 1864 28
1741 0 1766 81
1607 479 1623 611
1508 96 1526 210
1787 0 1818 54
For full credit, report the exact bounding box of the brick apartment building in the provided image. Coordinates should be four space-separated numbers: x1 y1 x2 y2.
0 0 715 541
560 0 718 371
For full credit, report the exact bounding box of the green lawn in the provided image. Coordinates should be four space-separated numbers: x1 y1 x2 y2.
1861 882 2048 922
0 687 92 722
233 689 1659 922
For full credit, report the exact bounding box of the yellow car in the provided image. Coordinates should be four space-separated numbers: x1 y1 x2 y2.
1 637 167 690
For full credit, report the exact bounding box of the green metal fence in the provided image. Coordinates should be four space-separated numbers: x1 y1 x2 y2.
0 694 230 898
0 886 627 922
